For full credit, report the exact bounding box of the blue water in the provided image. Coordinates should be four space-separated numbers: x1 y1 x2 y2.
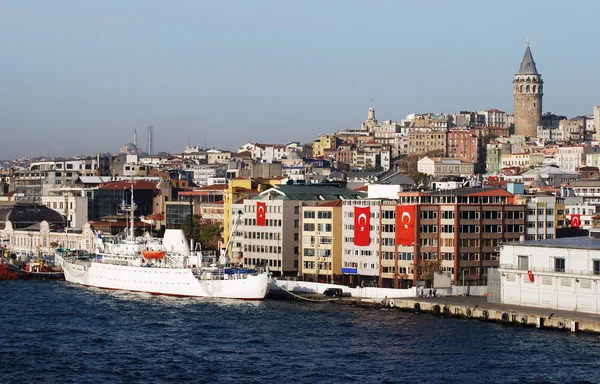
1 281 598 384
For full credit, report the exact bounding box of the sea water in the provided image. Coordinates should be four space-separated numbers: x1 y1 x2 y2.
0 281 598 384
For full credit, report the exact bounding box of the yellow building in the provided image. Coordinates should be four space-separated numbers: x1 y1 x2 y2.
312 135 338 158
299 200 343 283
223 177 281 244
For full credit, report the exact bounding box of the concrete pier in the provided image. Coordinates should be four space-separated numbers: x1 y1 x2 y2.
338 295 600 333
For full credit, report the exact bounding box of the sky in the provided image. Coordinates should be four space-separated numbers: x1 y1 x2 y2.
1 0 599 160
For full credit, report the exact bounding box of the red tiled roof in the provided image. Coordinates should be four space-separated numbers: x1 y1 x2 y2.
354 185 369 192
144 213 165 221
193 184 228 191
100 180 158 190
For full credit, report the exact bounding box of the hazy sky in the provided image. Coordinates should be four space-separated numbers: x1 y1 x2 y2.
1 0 599 159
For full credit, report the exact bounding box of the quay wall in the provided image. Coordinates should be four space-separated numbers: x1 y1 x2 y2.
378 298 600 334
272 280 488 299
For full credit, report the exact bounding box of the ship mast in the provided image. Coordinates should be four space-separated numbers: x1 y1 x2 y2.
129 180 135 240
120 179 137 241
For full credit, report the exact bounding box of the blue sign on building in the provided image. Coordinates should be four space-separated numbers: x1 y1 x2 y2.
341 267 357 275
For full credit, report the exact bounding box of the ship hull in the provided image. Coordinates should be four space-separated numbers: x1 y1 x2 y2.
57 256 270 300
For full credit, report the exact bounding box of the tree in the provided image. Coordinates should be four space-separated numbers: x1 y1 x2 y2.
200 222 223 252
410 171 430 187
182 214 203 244
419 258 442 283
183 214 223 252
363 159 376 172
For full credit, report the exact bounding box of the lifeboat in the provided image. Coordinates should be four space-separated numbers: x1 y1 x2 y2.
142 250 165 259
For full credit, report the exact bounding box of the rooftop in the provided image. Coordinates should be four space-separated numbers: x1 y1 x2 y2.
504 236 600 251
518 44 539 75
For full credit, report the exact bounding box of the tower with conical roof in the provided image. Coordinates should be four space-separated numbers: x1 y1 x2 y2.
513 38 543 137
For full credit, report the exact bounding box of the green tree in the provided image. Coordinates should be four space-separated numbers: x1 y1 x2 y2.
363 159 376 172
200 222 223 251
183 214 203 244
410 171 430 187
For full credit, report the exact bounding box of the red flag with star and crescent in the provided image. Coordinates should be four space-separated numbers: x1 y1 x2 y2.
570 214 581 229
396 205 416 246
353 206 370 246
256 201 266 226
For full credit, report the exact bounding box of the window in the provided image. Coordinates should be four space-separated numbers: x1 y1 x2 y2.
303 223 315 231
518 256 529 270
317 211 332 219
303 211 315 219
554 258 565 273
593 260 600 275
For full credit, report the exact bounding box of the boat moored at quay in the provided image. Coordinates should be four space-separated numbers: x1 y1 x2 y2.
56 183 270 300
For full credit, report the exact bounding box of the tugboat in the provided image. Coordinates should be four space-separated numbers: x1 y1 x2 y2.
20 259 64 280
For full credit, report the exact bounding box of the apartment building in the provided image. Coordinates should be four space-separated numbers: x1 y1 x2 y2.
417 157 474 177
299 200 343 284
340 188 525 288
241 184 365 277
407 130 447 156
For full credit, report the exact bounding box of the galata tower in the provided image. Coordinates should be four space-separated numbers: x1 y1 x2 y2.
513 39 543 137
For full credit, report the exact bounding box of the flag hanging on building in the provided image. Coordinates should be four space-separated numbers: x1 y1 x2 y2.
570 214 581 228
256 201 266 226
396 205 416 246
353 206 370 246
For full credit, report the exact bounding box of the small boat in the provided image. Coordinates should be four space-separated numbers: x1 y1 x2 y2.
141 250 165 259
20 260 64 280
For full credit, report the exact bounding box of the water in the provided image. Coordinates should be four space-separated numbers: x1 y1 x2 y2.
1 281 598 384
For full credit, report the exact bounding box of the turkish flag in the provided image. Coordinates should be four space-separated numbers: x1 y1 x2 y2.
396 205 416 246
570 214 581 228
527 270 534 283
256 201 266 226
353 206 370 246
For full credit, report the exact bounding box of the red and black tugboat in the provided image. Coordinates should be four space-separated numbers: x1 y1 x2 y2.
20 260 64 280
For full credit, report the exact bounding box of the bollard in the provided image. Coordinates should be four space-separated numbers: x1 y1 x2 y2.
571 321 579 333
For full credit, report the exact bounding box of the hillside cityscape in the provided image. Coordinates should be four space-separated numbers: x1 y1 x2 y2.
2 41 600 289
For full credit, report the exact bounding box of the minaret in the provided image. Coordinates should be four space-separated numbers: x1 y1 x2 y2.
133 128 137 147
513 38 543 137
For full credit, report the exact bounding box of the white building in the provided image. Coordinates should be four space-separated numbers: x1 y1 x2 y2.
41 188 89 228
520 165 580 188
341 200 380 284
417 157 474 177
555 145 596 172
499 236 600 314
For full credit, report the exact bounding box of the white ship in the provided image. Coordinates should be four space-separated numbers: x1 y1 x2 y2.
56 183 270 300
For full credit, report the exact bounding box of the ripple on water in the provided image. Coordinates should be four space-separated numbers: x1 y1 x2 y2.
1 281 600 383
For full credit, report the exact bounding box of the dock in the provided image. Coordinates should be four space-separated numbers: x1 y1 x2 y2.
270 280 600 334
339 295 600 333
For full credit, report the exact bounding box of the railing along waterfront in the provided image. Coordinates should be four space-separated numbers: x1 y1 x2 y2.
499 264 599 276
